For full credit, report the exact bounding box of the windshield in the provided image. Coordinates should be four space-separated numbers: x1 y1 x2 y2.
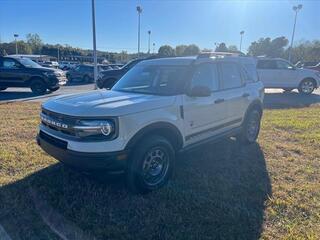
112 64 188 95
17 58 42 68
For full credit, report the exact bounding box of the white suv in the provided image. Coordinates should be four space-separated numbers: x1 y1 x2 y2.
37 55 264 193
257 58 320 94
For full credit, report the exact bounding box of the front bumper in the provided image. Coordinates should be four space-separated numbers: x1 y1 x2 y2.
37 131 128 172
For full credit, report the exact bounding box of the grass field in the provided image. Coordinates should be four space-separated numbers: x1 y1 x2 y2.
0 102 319 240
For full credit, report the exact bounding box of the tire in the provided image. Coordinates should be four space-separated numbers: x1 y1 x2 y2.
103 78 117 89
83 75 91 83
0 87 7 91
30 79 47 95
49 86 59 92
283 88 293 93
239 109 262 145
298 78 316 95
126 135 175 194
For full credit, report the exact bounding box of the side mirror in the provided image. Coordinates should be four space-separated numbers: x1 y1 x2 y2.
188 86 211 97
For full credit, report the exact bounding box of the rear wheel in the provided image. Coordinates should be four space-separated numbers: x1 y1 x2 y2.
0 87 7 91
30 79 47 95
239 109 262 144
126 135 175 194
83 75 91 83
298 79 316 95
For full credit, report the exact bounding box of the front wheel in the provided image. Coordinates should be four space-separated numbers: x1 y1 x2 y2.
30 80 47 95
298 79 316 95
126 135 175 194
238 109 262 144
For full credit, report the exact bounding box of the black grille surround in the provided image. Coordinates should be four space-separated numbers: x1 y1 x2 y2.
40 107 119 141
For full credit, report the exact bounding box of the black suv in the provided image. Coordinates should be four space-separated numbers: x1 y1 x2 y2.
66 64 103 83
0 57 66 94
97 59 144 89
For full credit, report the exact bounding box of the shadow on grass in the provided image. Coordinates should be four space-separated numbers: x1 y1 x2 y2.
0 139 271 240
264 92 320 109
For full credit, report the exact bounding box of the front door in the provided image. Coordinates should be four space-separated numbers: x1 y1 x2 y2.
183 63 229 145
0 58 26 87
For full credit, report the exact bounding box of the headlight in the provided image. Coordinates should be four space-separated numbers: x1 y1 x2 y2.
43 71 57 77
73 120 115 139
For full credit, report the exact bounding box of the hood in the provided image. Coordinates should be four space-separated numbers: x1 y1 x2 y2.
101 68 123 77
42 90 176 117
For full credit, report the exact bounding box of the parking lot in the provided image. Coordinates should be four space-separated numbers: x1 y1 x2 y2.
1 85 320 110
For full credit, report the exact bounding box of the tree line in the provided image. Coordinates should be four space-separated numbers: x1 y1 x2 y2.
1 33 319 63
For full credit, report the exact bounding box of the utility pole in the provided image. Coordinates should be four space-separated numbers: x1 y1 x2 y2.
92 0 98 89
239 31 245 52
136 6 142 57
147 30 151 54
288 4 302 63
14 34 19 54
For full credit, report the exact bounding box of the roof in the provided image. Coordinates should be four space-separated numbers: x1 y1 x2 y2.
7 54 52 59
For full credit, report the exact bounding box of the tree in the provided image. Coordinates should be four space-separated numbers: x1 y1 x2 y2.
175 45 187 56
248 36 288 57
158 45 175 57
183 44 200 56
215 43 228 52
26 33 43 54
228 45 238 51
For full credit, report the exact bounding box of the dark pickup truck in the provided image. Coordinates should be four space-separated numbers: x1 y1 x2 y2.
0 56 66 94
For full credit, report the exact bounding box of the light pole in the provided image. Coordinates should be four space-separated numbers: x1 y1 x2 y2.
147 30 151 54
152 43 155 54
288 4 302 63
239 31 245 52
14 34 19 54
136 6 142 57
91 0 98 89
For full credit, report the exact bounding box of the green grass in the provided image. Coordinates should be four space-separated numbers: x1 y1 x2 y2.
0 102 320 239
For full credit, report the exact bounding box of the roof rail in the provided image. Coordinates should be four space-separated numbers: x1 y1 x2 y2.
197 51 244 59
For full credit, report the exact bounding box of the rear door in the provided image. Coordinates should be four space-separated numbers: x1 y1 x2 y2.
0 58 26 87
183 63 229 144
217 62 246 126
257 60 278 87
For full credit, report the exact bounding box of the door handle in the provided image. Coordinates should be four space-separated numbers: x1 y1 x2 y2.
214 98 224 104
242 93 250 98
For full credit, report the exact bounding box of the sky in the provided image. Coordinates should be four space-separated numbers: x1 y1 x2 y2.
0 0 319 53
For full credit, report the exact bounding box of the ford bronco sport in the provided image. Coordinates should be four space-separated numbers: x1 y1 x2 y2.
37 53 264 193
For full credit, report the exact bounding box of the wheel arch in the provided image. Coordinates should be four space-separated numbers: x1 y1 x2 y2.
27 76 47 86
300 77 318 88
243 100 263 124
125 122 184 151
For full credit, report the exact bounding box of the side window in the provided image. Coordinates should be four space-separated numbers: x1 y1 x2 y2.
243 63 258 83
276 60 294 70
220 63 242 89
257 60 277 69
191 63 218 91
1 59 20 69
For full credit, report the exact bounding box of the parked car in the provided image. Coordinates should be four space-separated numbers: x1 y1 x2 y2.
37 54 264 193
257 58 320 94
295 61 320 72
40 61 59 69
59 61 78 71
97 58 144 89
66 64 102 83
0 56 66 94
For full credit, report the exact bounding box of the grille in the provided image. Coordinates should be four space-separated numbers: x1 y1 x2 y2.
41 108 77 136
